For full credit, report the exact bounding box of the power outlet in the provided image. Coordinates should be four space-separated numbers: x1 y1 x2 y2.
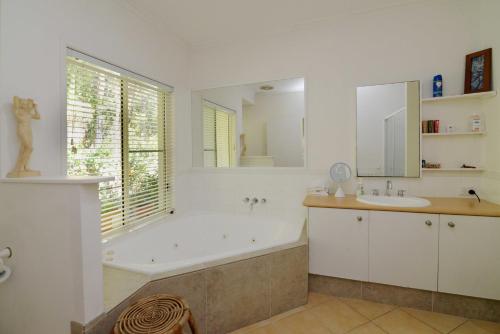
463 187 478 197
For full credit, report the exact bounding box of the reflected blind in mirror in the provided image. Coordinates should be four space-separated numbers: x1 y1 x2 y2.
66 54 174 235
203 101 236 167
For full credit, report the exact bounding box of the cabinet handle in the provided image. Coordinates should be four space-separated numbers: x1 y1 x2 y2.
356 216 363 222
448 222 456 228
425 220 432 226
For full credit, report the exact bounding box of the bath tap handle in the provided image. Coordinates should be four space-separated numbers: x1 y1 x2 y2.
0 247 12 259
260 198 267 204
249 197 259 210
243 197 250 203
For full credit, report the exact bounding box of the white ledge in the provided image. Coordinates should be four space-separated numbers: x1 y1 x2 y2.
422 90 497 103
0 176 114 184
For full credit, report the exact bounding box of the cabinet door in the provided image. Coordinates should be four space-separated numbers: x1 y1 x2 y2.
439 215 500 300
369 211 439 291
309 208 369 281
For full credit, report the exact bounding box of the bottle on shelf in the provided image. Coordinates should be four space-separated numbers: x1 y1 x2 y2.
433 74 443 97
471 113 482 132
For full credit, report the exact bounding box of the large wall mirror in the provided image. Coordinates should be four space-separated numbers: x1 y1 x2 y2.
356 81 421 177
192 78 305 168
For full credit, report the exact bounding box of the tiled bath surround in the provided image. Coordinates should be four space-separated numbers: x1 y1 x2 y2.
75 245 308 334
309 274 500 323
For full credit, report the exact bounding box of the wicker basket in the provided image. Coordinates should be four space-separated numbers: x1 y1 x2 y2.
114 294 198 334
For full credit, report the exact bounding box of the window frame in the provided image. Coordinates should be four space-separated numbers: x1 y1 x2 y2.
64 48 175 236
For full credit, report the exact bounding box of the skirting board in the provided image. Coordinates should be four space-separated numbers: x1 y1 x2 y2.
309 274 500 323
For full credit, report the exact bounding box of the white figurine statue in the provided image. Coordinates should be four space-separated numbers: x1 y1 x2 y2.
7 96 41 178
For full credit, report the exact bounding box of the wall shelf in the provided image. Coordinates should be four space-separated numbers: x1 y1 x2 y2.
422 90 497 103
422 168 484 173
422 132 485 137
0 176 114 184
421 90 493 173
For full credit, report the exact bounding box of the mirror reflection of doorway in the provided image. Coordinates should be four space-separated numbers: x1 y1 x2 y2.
384 108 406 177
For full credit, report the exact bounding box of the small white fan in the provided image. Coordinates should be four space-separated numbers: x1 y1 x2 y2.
329 162 352 198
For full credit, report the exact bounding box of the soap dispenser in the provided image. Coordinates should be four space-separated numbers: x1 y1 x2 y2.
356 178 365 198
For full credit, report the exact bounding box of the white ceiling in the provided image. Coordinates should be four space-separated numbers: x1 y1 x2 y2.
125 0 422 49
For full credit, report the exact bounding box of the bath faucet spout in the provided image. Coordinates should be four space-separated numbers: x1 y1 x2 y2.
250 197 259 210
385 180 393 196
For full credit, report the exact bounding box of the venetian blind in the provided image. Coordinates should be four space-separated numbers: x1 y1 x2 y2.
203 104 217 167
202 101 236 168
66 53 174 234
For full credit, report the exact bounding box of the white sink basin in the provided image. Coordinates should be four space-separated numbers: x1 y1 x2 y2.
356 195 431 208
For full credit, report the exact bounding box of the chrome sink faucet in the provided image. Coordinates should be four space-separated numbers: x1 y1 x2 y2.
385 180 393 196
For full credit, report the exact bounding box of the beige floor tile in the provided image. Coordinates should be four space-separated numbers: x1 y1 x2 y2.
269 306 307 322
230 300 307 333
348 322 386 334
470 320 500 334
307 292 337 308
450 321 491 334
374 309 441 334
340 297 396 320
230 319 272 333
309 299 369 333
230 328 252 334
274 309 333 334
402 307 466 333
245 323 288 334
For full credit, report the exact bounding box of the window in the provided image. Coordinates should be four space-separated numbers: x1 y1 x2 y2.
66 50 174 234
203 101 236 167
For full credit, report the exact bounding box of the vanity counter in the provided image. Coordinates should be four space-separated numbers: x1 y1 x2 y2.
303 195 500 217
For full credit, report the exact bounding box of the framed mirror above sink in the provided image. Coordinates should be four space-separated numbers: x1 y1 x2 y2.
191 78 306 168
356 81 421 177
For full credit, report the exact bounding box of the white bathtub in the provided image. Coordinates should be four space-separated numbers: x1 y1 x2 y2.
102 212 306 279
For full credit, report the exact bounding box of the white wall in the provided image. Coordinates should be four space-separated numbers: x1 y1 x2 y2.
0 0 191 177
243 91 304 166
0 1 190 333
189 0 486 209
480 0 500 204
0 181 103 334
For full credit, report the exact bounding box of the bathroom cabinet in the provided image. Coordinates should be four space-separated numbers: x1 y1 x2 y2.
369 211 439 291
309 208 369 281
308 207 500 300
438 214 500 300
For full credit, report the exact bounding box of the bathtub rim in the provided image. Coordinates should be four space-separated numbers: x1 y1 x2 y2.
103 218 307 281
101 209 304 246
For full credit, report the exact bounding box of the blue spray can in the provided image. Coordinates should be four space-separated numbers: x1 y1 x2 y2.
433 74 443 97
